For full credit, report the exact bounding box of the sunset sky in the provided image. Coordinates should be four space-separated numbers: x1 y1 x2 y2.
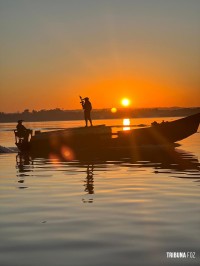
0 0 200 112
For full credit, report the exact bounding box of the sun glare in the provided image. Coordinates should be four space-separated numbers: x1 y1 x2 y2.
121 98 130 107
111 107 117 113
123 118 130 126
123 118 130 131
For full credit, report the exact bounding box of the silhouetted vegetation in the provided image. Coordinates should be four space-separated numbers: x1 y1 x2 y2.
0 107 199 123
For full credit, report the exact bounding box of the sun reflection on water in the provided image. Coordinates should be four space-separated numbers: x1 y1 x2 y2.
123 118 130 131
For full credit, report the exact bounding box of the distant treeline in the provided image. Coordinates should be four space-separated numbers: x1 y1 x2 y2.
0 107 200 123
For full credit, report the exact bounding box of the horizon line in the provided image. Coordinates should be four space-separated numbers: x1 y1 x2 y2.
1 106 200 114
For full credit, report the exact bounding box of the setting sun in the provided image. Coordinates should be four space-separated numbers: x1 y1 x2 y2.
121 98 130 107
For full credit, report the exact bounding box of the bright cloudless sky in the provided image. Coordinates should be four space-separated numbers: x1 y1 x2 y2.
0 0 200 112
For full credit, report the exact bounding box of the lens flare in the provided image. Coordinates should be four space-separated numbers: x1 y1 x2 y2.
111 107 117 113
49 153 60 166
61 146 74 161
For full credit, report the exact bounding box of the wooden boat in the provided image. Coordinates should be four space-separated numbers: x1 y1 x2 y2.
118 112 200 145
15 113 200 155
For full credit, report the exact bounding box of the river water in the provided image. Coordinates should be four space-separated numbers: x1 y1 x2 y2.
0 118 200 266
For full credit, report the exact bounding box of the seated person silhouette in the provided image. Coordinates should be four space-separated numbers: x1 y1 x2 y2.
16 120 32 142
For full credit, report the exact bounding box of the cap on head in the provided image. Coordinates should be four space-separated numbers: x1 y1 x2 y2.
84 97 89 100
18 120 24 123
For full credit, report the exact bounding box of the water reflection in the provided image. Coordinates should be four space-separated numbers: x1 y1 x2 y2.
16 146 200 198
123 118 130 131
82 165 94 203
16 153 33 188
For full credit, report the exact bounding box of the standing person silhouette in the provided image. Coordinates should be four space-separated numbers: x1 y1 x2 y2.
80 97 93 127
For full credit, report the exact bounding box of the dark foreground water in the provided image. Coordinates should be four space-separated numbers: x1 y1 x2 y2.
0 118 200 266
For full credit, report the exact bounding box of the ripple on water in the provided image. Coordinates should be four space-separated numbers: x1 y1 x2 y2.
0 140 200 266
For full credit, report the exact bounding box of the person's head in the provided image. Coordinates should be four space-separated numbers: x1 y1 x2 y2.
18 120 23 124
84 97 89 101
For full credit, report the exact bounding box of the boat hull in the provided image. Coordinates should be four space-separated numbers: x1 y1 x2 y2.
15 113 200 155
118 113 200 145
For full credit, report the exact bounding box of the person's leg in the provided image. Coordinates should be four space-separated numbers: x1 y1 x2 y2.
84 111 88 127
88 112 93 126
84 111 87 127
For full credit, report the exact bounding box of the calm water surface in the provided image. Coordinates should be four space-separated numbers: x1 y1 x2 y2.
0 118 200 266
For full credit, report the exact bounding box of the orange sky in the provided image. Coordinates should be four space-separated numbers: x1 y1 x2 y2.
0 1 200 112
